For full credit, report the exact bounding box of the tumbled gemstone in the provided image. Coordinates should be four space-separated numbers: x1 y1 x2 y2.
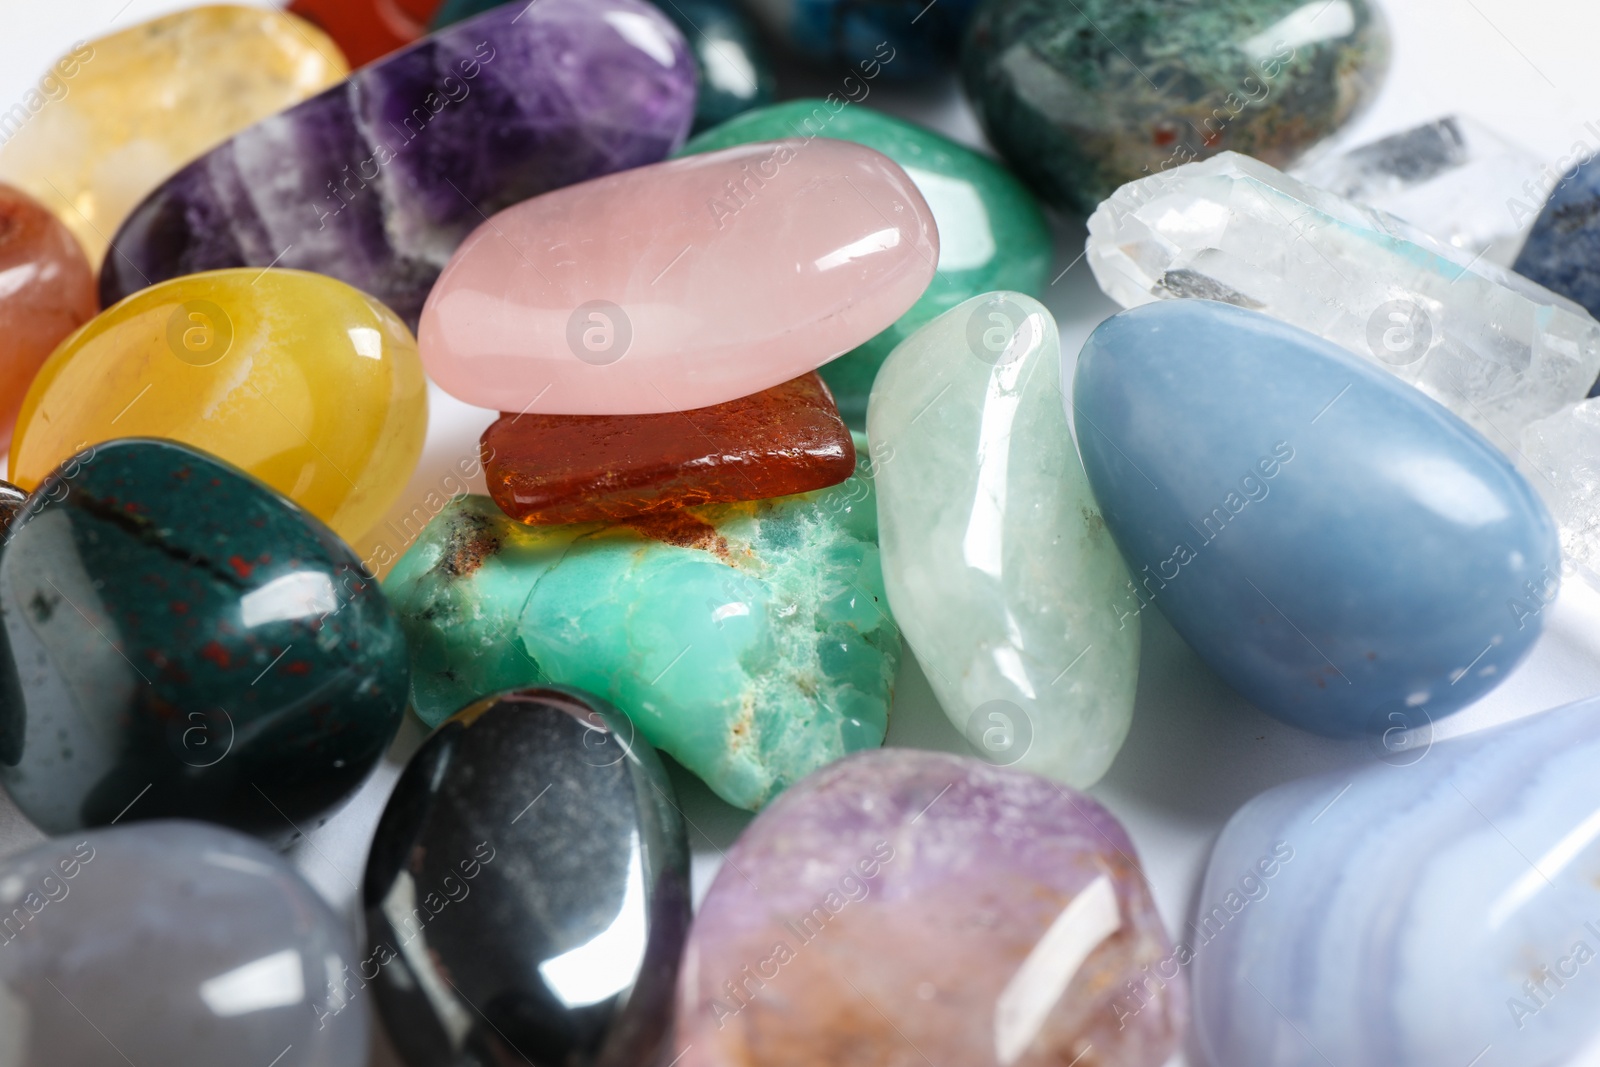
11 268 427 543
961 0 1389 211
0 440 411 841
1074 299 1559 737
1194 693 1600 1067
383 443 899 811
419 140 937 414
679 99 1050 424
98 0 697 328
0 6 348 268
482 373 855 525
869 293 1139 786
742 0 979 77
0 822 367 1067
0 184 95 452
1515 150 1600 385
290 0 441 67
364 686 689 1066
675 750 1186 1067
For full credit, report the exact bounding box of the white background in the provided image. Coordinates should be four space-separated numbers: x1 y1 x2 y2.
6 1 1600 1064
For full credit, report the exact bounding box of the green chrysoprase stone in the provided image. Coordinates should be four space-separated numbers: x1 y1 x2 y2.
679 100 1051 424
867 293 1138 786
383 443 900 811
961 0 1390 213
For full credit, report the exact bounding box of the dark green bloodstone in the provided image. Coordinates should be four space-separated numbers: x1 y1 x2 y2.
960 0 1390 212
363 686 690 1067
0 439 409 841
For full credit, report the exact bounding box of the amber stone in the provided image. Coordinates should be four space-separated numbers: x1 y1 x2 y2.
288 0 442 68
0 185 95 452
483 372 856 525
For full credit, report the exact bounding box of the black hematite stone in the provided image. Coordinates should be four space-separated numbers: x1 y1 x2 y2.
363 686 691 1067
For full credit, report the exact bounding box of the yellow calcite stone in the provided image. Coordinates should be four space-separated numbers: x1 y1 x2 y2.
0 6 348 267
12 269 428 543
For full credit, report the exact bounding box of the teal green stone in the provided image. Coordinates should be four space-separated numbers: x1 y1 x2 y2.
383 443 900 811
679 100 1051 424
961 0 1390 213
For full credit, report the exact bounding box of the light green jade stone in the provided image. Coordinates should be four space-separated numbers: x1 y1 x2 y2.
867 292 1139 786
382 442 900 811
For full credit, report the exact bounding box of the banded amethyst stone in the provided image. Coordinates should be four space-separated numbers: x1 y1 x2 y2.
99 0 697 326
674 750 1186 1067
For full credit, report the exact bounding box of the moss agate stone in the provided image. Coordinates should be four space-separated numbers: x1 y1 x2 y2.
365 687 689 1067
384 446 899 810
869 293 1138 786
680 101 1050 424
961 0 1390 212
0 440 410 840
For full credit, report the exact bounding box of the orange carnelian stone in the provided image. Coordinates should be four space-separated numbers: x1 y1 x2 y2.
288 0 443 68
483 373 857 525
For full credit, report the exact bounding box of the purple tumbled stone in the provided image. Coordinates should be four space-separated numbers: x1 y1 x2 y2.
675 750 1186 1067
99 0 696 326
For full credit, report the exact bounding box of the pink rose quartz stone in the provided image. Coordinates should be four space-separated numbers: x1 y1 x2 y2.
418 139 938 414
674 749 1187 1067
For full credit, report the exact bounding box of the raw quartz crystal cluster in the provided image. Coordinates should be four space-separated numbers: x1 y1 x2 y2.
1086 151 1600 587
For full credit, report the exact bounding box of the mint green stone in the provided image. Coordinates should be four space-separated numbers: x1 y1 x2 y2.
382 444 900 811
679 100 1052 424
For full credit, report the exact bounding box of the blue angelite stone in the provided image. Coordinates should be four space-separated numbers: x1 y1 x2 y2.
1073 299 1559 737
1193 695 1600 1066
1514 154 1600 396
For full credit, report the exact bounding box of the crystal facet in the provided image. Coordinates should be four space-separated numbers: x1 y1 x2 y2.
869 293 1138 786
1515 150 1600 374
1074 300 1560 737
482 373 856 525
1087 151 1600 454
98 0 697 329
675 749 1186 1067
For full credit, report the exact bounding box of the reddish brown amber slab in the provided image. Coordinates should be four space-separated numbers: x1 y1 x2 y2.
483 372 857 525
288 0 443 68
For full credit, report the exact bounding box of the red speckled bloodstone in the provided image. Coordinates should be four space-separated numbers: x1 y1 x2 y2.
482 372 857 525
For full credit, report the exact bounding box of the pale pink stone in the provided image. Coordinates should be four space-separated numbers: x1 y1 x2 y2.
417 139 938 413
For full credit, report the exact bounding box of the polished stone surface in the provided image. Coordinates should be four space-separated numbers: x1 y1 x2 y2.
675 749 1185 1066
419 139 938 413
98 0 697 329
961 0 1389 212
1087 152 1600 454
1521 399 1600 591
0 440 410 841
383 441 899 811
0 821 367 1066
1074 300 1560 737
0 6 348 268
869 293 1138 786
1515 149 1600 392
12 268 427 543
0 184 95 453
1194 693 1600 1067
290 0 441 67
680 100 1049 424
482 372 856 525
365 686 690 1067
742 0 979 77
0 482 28 533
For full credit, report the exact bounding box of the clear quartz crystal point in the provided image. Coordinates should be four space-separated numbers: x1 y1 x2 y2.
1086 151 1600 457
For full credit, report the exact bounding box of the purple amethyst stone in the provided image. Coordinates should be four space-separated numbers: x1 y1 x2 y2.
99 0 697 326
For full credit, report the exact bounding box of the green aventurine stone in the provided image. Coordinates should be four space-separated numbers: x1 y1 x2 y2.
383 443 900 811
679 100 1051 424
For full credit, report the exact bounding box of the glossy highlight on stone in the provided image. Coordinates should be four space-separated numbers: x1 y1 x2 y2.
680 100 1049 423
0 184 96 452
483 372 856 525
384 443 899 811
0 822 367 1066
0 6 348 268
1074 300 1560 737
98 0 697 329
961 0 1389 212
0 440 410 841
869 294 1138 786
12 268 427 543
419 139 938 414
291 0 442 67
365 686 690 1067
1194 694 1600 1067
675 750 1185 1067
